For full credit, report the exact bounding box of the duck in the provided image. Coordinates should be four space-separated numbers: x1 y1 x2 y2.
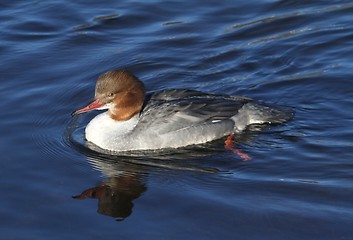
73 69 292 153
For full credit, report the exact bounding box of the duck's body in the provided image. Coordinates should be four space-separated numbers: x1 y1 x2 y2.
74 70 292 152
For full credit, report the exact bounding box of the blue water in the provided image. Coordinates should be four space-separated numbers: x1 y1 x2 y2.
1 0 353 239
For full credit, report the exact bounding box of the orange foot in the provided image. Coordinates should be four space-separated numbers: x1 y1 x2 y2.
224 133 251 161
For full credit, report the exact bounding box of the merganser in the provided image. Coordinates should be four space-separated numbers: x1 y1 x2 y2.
73 69 292 152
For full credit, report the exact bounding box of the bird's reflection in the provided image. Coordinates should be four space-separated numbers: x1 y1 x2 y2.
73 172 147 220
72 146 223 220
73 155 150 220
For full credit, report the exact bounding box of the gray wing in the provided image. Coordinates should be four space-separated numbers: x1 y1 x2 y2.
134 89 253 134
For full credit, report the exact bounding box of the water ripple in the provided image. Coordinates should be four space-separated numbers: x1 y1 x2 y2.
73 13 120 31
229 2 353 31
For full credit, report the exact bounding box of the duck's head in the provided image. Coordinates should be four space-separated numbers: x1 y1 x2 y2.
73 69 146 121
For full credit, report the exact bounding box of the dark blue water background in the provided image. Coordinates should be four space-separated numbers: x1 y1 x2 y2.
1 0 353 239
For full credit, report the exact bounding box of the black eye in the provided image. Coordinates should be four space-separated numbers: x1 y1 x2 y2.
108 92 115 97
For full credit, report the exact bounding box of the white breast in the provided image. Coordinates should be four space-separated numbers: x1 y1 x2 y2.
85 112 139 151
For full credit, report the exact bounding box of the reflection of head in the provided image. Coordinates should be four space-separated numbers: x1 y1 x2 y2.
73 175 147 220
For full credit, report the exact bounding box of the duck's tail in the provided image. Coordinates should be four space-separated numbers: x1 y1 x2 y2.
232 102 294 131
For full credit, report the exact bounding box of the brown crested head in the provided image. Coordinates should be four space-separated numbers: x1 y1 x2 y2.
96 69 146 120
73 69 146 120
